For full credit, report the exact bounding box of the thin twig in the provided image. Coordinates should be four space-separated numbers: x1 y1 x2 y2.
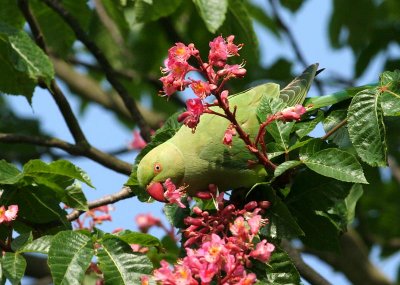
18 0 89 146
281 240 332 285
321 118 348 140
41 0 152 142
0 133 132 175
66 186 134 221
269 0 324 95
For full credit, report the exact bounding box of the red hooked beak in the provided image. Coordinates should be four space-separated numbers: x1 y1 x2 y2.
147 182 167 202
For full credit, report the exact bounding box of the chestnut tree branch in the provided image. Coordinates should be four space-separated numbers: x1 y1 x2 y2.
66 186 135 221
281 240 332 285
41 0 152 142
0 133 132 175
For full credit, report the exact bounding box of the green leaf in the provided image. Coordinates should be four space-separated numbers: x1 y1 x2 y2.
64 182 89 211
280 63 318 106
303 148 367 183
0 160 21 185
280 0 306 12
0 1 24 28
379 70 400 116
249 183 303 239
347 89 387 166
22 160 93 187
254 246 300 284
19 235 54 254
274 160 302 178
48 231 94 285
116 231 161 248
295 110 324 139
330 184 364 227
298 138 325 160
11 232 33 252
0 22 54 101
2 252 26 285
164 201 190 229
287 169 353 250
323 109 351 148
257 97 293 150
246 2 280 38
30 0 91 56
134 0 183 23
97 236 152 284
192 0 228 33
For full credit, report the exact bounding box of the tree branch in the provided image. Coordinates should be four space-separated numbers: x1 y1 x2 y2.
268 0 324 95
66 186 134 221
304 229 392 285
41 0 152 142
0 133 132 175
51 57 165 128
281 240 332 285
18 0 89 147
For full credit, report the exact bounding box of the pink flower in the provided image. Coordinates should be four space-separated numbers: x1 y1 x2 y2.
226 35 243 57
202 234 227 264
248 215 263 235
208 36 228 67
178 98 205 130
230 216 248 238
168 43 193 63
217 63 247 78
0 205 18 224
160 74 179 97
140 275 149 285
190 80 216 99
164 178 186 208
153 260 174 283
249 240 275 263
135 213 161 232
280 104 306 121
223 124 237 147
237 272 257 285
129 130 147 150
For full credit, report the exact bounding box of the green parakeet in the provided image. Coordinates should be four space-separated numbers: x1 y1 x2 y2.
137 64 318 201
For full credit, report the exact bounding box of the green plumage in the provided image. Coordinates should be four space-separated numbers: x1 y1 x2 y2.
137 64 318 194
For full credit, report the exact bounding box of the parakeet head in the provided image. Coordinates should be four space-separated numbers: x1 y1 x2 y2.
137 141 185 202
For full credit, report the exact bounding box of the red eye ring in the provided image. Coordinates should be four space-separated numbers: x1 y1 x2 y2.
154 163 162 173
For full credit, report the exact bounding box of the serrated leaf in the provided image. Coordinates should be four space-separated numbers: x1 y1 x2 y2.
97 236 152 284
19 235 54 254
48 231 94 285
164 202 190 229
347 89 387 166
379 70 400 116
254 246 300 285
64 182 88 211
274 160 302 178
2 252 26 285
303 148 367 183
116 231 161 247
23 160 93 187
192 0 228 33
298 138 324 160
280 63 318 106
295 110 324 139
134 0 182 23
0 160 21 185
257 97 293 150
0 22 54 101
250 183 303 239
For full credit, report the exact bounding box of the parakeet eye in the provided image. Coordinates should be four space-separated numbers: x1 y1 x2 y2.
154 163 162 173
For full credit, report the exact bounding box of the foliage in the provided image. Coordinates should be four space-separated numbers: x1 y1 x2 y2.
0 0 399 284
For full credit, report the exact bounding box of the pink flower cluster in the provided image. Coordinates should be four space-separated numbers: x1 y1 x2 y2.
150 197 275 284
0 204 18 224
160 36 245 132
279 105 307 121
74 205 114 230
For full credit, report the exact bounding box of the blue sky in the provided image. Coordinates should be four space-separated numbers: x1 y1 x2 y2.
4 0 400 284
